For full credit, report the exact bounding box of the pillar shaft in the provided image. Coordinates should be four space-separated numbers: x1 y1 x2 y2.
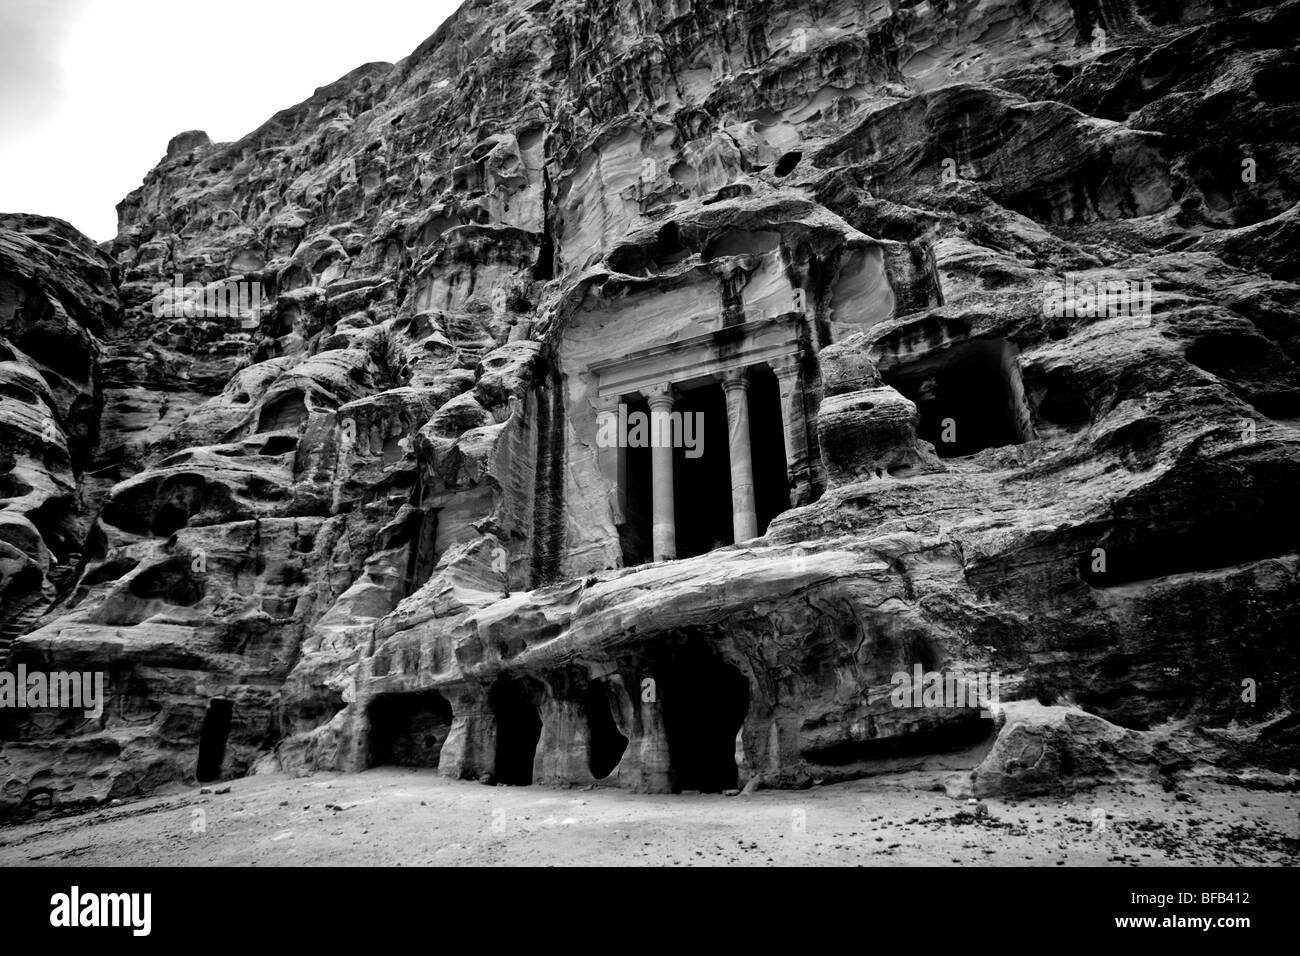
772 357 814 506
647 385 677 561
594 394 626 525
721 370 759 543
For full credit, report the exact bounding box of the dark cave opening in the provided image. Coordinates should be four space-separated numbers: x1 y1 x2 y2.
0 472 33 499
1080 511 1300 587
802 715 995 766
774 151 802 177
1186 148 1281 227
655 641 750 793
883 339 1032 458
150 504 189 537
653 221 691 268
367 690 454 768
1033 381 1093 434
1185 334 1300 418
672 383 733 558
127 557 204 605
583 682 629 780
490 677 542 785
1080 454 1300 586
257 391 308 433
149 494 192 538
26 496 76 561
195 698 233 783
17 328 87 381
258 434 299 456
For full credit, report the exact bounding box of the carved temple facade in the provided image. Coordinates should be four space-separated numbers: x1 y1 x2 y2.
561 308 823 572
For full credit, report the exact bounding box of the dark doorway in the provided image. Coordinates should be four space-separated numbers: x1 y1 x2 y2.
748 365 790 533
654 640 750 793
882 339 1031 458
367 690 454 768
673 384 733 558
490 677 542 785
618 396 654 566
196 698 233 783
584 682 629 779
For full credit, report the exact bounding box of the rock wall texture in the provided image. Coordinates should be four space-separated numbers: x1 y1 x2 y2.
2 0 1299 814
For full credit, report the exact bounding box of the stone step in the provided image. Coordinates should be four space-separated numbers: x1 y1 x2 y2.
49 561 80 585
0 595 54 664
441 314 495 355
45 553 83 597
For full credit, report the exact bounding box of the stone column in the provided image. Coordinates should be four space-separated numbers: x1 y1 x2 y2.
772 355 813 506
594 394 626 525
646 384 677 561
720 369 759 542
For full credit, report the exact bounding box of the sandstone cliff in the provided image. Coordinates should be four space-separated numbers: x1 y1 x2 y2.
2 0 1299 814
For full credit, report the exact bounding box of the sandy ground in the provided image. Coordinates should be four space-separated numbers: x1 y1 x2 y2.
0 768 1295 866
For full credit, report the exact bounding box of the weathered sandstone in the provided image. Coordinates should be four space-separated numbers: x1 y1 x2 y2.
2 0 1299 814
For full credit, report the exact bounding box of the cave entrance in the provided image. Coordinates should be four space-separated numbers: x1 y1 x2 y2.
882 339 1033 458
367 690 454 768
655 642 750 793
584 681 629 780
257 390 308 433
195 698 233 783
672 383 733 558
802 715 995 766
490 677 542 785
151 504 189 537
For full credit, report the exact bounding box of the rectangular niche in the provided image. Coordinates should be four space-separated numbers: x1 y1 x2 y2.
881 338 1034 458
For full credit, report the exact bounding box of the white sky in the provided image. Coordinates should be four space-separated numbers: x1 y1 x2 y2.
0 0 461 242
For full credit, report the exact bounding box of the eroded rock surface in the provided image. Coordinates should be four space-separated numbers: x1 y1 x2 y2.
3 0 1299 815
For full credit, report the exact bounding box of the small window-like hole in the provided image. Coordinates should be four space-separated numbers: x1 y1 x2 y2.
774 152 802 177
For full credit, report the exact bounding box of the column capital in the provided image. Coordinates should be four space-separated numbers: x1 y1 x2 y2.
719 367 750 391
769 352 800 377
645 382 676 408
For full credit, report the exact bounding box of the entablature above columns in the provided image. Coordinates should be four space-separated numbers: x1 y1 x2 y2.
588 315 804 400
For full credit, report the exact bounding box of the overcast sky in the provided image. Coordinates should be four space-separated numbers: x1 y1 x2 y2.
0 0 460 242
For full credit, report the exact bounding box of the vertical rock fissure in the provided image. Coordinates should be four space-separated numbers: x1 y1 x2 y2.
529 360 565 586
534 154 556 281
